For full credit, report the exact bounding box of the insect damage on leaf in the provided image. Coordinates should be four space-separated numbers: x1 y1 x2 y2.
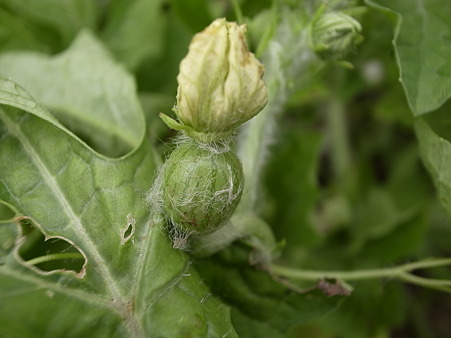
15 216 87 278
120 213 136 245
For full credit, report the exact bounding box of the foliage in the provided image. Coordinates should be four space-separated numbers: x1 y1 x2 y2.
1 0 451 337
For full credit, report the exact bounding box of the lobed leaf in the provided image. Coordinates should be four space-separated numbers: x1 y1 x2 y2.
0 31 144 157
368 0 451 115
0 31 236 337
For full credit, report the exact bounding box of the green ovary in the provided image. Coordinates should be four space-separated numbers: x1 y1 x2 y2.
162 142 244 233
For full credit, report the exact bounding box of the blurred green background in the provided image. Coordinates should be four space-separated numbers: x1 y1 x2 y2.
1 0 451 337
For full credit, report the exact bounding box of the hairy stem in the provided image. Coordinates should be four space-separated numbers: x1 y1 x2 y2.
237 7 322 213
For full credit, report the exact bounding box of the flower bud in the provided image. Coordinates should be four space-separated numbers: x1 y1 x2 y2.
161 142 244 234
160 18 268 143
309 12 362 61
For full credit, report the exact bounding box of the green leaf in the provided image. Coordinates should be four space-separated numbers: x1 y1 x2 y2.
368 0 451 115
416 117 451 219
0 201 15 221
0 223 17 263
354 214 427 263
101 0 167 70
0 82 235 336
350 188 416 246
0 0 99 52
0 31 144 157
353 147 431 262
421 100 451 143
196 246 342 338
302 281 406 338
0 8 46 52
264 128 323 253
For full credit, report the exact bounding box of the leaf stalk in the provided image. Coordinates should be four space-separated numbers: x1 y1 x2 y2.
271 258 451 293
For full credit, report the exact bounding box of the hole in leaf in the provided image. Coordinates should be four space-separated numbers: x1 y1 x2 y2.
120 214 136 245
18 219 85 276
0 201 15 221
123 225 133 239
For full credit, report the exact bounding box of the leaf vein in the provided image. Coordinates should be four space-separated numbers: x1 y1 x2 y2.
0 110 124 302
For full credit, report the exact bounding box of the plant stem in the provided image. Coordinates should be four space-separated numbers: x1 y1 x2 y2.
26 252 84 266
270 258 451 293
271 264 400 280
237 100 282 212
255 1 279 58
326 70 352 183
237 7 321 213
327 97 351 180
231 0 244 24
400 258 451 270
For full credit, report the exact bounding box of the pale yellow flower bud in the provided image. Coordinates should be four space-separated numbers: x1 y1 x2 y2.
160 18 268 143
